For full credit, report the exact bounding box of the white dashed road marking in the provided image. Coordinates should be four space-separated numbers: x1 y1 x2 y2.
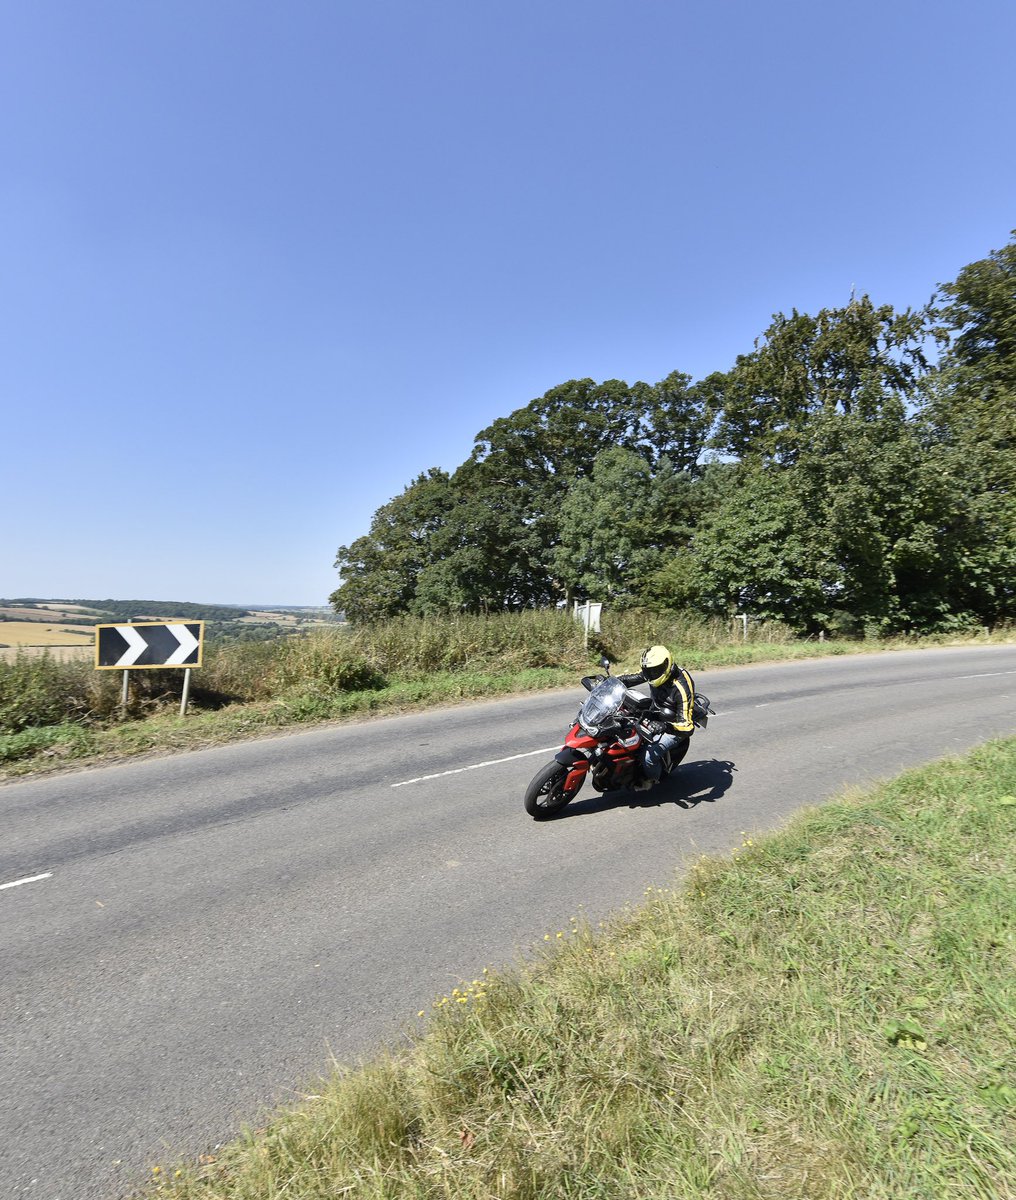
392 746 562 788
0 872 53 892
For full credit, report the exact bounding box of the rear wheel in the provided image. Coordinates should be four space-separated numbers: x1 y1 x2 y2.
524 761 578 819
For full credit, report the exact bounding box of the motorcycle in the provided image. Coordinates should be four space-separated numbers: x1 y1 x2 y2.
524 656 714 819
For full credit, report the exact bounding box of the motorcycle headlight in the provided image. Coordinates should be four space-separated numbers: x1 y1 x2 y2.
579 719 598 736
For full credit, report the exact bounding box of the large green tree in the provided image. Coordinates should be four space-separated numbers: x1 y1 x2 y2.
694 299 947 632
689 461 833 628
936 230 1016 394
552 447 699 606
391 374 711 615
711 296 930 465
330 469 455 624
413 457 556 614
917 231 1016 625
627 371 714 472
330 237 1014 632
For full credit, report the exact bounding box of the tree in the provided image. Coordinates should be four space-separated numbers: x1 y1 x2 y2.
793 409 958 632
628 371 714 472
693 400 975 634
553 447 699 606
413 463 556 614
686 296 971 633
330 469 454 624
330 372 713 620
689 461 833 628
711 297 931 465
462 375 710 609
917 231 1016 625
935 230 1016 393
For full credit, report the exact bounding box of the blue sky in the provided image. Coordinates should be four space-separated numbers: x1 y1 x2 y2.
3 0 1014 606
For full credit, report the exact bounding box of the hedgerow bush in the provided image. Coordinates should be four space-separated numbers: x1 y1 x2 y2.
600 608 796 661
0 652 226 733
199 639 283 702
0 654 93 733
346 610 590 674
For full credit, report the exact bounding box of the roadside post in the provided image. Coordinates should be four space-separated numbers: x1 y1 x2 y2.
94 621 204 717
573 601 602 649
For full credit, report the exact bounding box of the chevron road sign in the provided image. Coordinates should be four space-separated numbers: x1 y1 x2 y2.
95 621 204 670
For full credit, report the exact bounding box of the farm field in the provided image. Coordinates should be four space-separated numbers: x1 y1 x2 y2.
0 622 96 661
33 602 97 614
0 644 94 662
238 609 341 629
0 605 101 623
0 621 95 645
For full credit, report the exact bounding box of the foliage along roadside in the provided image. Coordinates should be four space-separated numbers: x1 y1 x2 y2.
142 737 1016 1199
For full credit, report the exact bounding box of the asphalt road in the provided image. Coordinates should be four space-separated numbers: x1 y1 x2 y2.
2 645 1014 1199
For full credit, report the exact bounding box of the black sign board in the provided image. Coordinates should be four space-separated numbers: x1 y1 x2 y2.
95 621 204 670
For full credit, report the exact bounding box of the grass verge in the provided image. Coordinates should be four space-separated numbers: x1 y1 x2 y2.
145 738 1016 1199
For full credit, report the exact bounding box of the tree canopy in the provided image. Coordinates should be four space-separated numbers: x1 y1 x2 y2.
332 232 1016 635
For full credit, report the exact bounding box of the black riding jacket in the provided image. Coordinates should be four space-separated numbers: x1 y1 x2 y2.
617 664 696 736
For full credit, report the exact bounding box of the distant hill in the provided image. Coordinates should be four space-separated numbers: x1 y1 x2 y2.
74 599 255 622
1 598 253 622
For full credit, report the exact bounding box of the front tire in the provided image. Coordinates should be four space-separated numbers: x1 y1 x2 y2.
524 761 578 820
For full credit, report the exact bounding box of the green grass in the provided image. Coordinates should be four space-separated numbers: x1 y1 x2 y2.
143 738 1016 1199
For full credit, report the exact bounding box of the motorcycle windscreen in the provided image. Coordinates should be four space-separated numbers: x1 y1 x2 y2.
578 677 629 733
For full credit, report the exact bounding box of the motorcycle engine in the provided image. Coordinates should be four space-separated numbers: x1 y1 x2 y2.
591 765 612 792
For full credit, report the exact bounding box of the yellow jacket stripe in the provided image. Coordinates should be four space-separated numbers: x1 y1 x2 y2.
669 668 695 734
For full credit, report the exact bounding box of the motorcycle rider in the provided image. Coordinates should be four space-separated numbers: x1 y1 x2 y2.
617 645 696 788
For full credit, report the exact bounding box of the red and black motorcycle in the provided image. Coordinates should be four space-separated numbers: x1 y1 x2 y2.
524 657 713 819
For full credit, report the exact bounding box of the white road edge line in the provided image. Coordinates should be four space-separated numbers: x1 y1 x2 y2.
392 746 563 788
0 872 53 892
956 670 1016 679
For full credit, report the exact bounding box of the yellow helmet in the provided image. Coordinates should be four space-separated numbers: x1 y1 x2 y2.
641 644 673 686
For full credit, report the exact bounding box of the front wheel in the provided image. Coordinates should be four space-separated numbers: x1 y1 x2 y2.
524 761 578 820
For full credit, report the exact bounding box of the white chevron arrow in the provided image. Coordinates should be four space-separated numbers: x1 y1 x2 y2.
165 623 200 665
115 625 148 666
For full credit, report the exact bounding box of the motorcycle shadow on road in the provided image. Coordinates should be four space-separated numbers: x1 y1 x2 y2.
557 759 738 820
